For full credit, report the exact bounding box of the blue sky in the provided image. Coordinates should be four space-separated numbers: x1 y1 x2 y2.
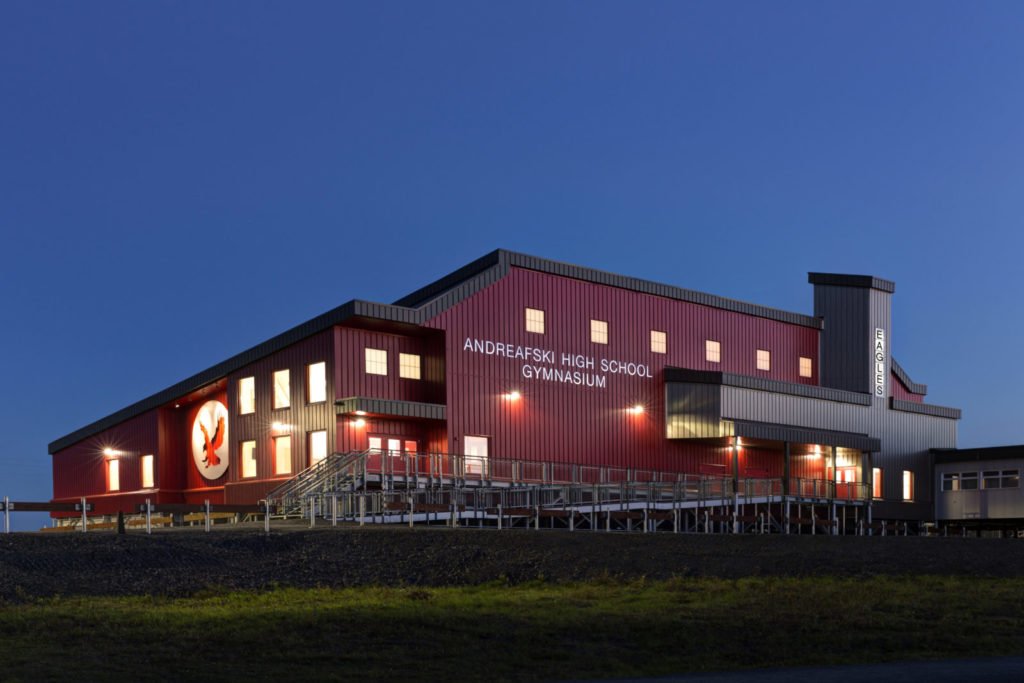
3 2 1024 529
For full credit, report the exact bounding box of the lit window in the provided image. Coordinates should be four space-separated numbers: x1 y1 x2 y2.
239 376 255 415
365 348 387 376
872 468 883 499
525 308 545 334
590 320 608 345
1003 470 1020 489
273 369 290 409
141 454 154 488
399 353 421 380
309 430 328 465
650 330 666 354
902 470 914 501
108 459 120 492
961 471 979 490
274 435 292 475
941 472 959 492
307 362 327 403
241 441 257 479
705 340 721 363
756 349 771 371
799 357 813 378
982 470 1000 489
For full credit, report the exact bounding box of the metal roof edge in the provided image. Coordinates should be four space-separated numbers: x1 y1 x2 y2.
891 358 928 395
808 272 896 294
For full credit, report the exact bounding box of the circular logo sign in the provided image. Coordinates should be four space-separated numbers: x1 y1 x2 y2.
191 400 229 480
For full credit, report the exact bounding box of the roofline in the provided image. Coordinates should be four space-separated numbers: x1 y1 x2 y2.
51 249 825 453
808 272 896 294
933 445 1024 464
891 358 928 395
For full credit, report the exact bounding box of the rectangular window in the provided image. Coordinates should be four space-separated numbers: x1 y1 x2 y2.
982 470 1001 489
141 454 154 488
273 369 290 409
756 349 771 371
307 362 327 403
399 353 421 380
650 330 666 354
872 468 883 499
902 470 914 501
365 348 387 376
705 340 721 363
960 471 979 490
108 459 120 492
590 319 608 344
309 430 328 465
941 472 959 492
274 435 292 475
241 441 257 479
525 307 545 334
239 376 255 415
1003 470 1020 489
799 357 813 378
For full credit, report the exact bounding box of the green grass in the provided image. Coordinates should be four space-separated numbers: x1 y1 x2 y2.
2 576 1023 682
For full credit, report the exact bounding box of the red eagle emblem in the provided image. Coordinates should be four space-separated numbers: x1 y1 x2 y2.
199 416 225 467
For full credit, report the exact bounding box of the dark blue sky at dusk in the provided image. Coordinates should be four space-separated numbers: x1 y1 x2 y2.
3 2 1024 528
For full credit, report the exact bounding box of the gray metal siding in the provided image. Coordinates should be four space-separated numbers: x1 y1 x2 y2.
935 458 1024 520
335 397 447 421
815 285 871 394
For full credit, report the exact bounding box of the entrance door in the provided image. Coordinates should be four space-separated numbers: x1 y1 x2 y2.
463 435 489 478
836 467 857 500
368 436 419 476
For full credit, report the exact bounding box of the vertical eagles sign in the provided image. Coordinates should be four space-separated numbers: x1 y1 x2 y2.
874 328 886 397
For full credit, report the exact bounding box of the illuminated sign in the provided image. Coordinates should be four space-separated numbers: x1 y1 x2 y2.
874 328 886 397
191 400 229 480
462 337 653 389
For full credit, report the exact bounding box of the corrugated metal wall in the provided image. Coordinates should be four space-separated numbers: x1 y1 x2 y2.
425 266 820 473
334 326 445 404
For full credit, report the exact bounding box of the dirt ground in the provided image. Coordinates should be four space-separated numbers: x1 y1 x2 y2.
2 522 1023 599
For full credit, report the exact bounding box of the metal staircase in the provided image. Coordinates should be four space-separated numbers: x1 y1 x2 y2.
265 450 368 516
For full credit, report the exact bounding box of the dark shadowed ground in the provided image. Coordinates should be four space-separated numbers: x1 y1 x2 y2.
2 522 1022 599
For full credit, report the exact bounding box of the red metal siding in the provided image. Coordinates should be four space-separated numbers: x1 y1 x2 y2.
334 326 445 404
890 371 925 403
425 266 820 473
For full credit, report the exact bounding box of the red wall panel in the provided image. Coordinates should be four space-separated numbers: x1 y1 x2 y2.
52 411 158 502
334 326 445 404
426 266 820 474
890 371 925 403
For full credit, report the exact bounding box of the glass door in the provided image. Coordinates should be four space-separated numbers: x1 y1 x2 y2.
463 435 489 478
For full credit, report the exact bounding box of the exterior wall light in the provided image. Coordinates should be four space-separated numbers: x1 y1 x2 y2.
354 410 367 416
102 448 121 457
504 391 522 401
353 418 366 427
628 405 644 415
271 422 292 432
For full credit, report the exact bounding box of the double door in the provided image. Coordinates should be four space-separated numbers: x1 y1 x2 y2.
368 435 419 476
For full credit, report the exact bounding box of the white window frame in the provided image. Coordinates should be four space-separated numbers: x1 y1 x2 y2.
525 308 545 334
273 369 290 409
239 376 255 415
399 353 421 380
241 441 257 479
307 362 327 404
872 467 883 499
705 340 721 363
650 330 666 354
799 357 813 378
590 319 608 345
902 470 914 502
108 459 120 492
141 454 154 489
365 348 388 376
756 349 771 372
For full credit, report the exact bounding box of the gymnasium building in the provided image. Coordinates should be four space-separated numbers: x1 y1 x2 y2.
49 250 977 532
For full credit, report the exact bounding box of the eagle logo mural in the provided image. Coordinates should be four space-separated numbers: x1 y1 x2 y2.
191 400 230 480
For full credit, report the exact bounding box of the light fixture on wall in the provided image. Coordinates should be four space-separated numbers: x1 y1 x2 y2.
271 422 292 432
503 390 521 401
354 410 367 416
352 418 366 428
102 447 122 457
627 404 644 415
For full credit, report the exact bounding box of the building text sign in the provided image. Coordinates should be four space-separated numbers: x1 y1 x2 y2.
462 337 653 389
874 328 886 397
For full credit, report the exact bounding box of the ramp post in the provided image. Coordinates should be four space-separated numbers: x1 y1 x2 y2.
263 500 270 534
359 495 366 527
204 500 211 532
3 496 8 534
145 498 152 535
332 495 338 527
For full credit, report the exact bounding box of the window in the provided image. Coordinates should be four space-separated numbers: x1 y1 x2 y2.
650 330 666 354
756 349 771 371
799 357 813 378
141 454 154 488
525 308 545 334
983 470 1001 489
239 376 255 415
1003 470 1020 489
309 431 328 465
241 441 257 479
273 369 290 409
902 470 914 501
872 468 883 499
961 471 979 490
108 459 120 492
705 340 721 363
941 472 959 492
590 320 608 344
274 435 292 475
365 348 387 376
399 353 421 380
307 362 327 403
